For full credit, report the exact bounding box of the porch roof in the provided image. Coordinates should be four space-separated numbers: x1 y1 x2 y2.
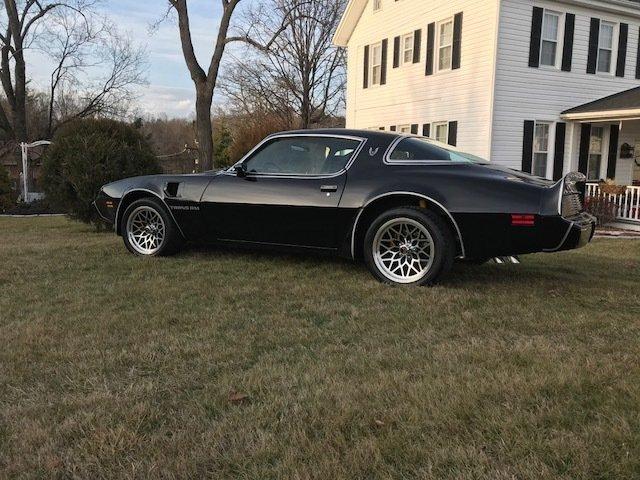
561 86 640 121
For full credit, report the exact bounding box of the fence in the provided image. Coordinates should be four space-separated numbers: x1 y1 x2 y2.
585 183 640 223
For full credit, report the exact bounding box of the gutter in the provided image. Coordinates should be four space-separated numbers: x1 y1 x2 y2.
556 0 640 19
561 109 640 121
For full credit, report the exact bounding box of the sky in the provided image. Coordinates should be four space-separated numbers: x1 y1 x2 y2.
29 0 240 118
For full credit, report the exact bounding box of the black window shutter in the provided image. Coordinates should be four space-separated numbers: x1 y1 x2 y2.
413 29 422 64
425 23 435 76
448 121 458 146
528 7 543 68
452 12 463 70
616 23 628 77
390 125 397 131
363 45 369 88
553 122 566 181
393 36 401 68
410 124 418 134
607 124 619 179
422 123 431 137
380 39 388 85
636 27 640 79
379 127 385 131
561 14 575 72
578 123 592 174
522 121 535 173
586 18 600 74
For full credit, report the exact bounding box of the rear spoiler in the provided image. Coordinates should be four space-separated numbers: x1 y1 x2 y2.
542 172 586 216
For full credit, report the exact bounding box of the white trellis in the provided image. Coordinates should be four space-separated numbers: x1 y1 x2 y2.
20 140 52 203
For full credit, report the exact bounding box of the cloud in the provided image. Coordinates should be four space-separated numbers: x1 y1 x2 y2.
22 0 236 118
136 85 196 118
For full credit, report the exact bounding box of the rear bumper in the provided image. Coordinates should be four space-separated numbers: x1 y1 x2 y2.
544 212 596 252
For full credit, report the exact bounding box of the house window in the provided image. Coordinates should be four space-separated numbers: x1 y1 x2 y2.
433 122 448 143
533 122 550 178
540 11 561 67
588 127 604 180
373 0 381 12
437 19 453 71
597 22 615 73
402 33 414 65
370 42 382 85
398 124 412 134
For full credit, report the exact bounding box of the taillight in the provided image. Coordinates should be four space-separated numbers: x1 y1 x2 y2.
511 214 535 226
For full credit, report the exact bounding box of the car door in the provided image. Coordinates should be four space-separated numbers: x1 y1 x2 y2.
200 134 364 249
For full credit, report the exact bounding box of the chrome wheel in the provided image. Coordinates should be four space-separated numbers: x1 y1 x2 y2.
126 206 166 255
372 217 435 284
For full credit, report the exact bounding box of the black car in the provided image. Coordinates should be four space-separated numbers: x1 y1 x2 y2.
95 129 596 285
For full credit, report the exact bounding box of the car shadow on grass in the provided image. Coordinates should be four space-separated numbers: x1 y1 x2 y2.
176 243 605 290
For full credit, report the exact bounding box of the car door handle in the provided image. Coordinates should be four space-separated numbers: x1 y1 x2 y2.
320 185 338 192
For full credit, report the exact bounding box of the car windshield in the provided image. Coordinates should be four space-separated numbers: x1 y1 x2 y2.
389 137 487 163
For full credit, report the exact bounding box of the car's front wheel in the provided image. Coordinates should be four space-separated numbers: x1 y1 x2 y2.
363 207 455 286
121 198 183 256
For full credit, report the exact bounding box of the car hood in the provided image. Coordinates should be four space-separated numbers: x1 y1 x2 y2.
100 170 224 198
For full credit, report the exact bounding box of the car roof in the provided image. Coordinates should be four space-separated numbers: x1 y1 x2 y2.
270 128 400 141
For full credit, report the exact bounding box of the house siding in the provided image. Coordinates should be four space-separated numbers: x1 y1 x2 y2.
492 0 640 178
345 0 500 158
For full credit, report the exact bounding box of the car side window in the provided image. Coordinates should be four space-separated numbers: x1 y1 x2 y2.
243 136 361 175
389 138 453 161
388 137 485 163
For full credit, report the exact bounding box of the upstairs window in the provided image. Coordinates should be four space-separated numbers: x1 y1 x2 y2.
373 0 381 12
402 33 414 65
540 11 560 67
533 122 550 178
398 125 412 134
370 42 382 85
597 22 615 73
437 19 453 71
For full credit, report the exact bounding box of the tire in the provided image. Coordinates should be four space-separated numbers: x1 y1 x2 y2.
363 207 455 286
121 197 183 257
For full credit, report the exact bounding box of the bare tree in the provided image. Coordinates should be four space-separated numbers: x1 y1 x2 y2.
164 0 239 171
165 0 293 171
40 11 147 137
222 0 346 129
0 0 91 143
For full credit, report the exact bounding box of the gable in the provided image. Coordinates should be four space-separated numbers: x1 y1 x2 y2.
334 0 368 46
334 0 640 47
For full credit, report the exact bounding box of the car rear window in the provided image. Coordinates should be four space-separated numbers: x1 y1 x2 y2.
388 137 485 163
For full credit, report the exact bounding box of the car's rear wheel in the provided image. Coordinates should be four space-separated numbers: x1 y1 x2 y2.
363 207 454 285
121 198 182 256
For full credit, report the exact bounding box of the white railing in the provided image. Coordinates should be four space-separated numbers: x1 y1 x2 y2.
585 183 640 223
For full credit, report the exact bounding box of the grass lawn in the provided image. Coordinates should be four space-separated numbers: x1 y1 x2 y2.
1 217 639 479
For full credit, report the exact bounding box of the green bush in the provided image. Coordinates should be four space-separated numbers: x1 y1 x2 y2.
43 119 161 227
0 163 15 213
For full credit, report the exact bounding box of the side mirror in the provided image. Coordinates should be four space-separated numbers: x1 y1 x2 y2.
234 163 247 177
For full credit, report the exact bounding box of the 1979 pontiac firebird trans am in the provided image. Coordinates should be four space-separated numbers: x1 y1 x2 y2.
95 129 596 286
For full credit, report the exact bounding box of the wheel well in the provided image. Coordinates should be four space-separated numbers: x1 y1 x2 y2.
115 191 159 236
352 194 464 259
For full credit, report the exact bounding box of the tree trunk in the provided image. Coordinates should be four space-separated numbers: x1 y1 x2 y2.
195 87 214 171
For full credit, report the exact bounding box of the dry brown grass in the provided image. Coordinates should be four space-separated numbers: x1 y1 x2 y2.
0 217 639 479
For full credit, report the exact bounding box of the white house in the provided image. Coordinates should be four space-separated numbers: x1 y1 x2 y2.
334 0 640 196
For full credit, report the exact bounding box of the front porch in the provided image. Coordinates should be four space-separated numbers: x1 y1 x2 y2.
561 86 640 224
